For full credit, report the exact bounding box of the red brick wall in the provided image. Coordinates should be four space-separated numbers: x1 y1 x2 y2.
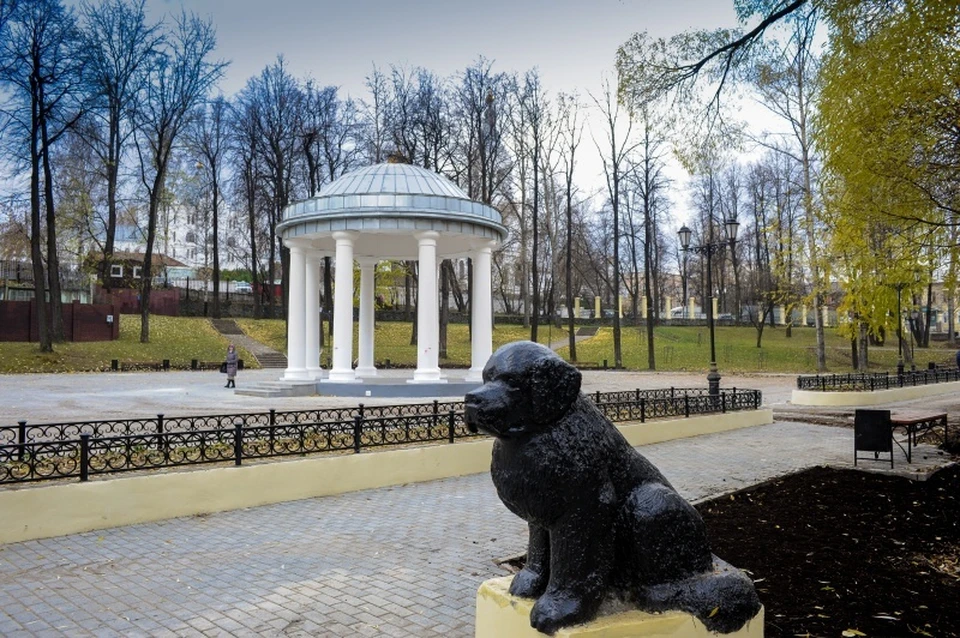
0 301 120 342
95 287 180 316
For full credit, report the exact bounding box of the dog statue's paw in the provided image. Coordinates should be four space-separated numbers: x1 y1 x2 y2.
529 591 585 635
509 567 548 598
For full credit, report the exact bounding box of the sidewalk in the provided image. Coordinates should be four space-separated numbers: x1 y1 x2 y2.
0 368 797 424
0 370 956 637
0 419 855 638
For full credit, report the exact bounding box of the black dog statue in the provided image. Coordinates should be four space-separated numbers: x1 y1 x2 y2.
464 341 760 635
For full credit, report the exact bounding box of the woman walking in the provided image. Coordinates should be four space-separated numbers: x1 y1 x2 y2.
225 344 239 388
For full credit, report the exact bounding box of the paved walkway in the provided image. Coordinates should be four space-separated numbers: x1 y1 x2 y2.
0 420 856 637
1 369 957 636
0 369 797 423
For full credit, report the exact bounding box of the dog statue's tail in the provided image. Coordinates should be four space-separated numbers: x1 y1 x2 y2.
632 555 762 634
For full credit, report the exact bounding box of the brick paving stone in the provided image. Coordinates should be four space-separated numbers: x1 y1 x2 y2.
0 420 859 637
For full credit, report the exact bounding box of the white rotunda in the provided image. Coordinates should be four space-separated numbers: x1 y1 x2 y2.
277 162 508 387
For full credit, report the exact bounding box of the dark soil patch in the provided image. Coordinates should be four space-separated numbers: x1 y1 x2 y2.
700 464 960 637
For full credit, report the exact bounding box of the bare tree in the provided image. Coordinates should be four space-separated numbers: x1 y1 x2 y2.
80 0 161 287
0 0 87 349
228 95 264 318
519 70 550 341
633 105 670 369
187 95 228 317
241 56 303 320
592 77 638 368
134 11 224 342
558 92 583 360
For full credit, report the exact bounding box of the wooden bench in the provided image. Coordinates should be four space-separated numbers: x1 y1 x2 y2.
890 411 948 463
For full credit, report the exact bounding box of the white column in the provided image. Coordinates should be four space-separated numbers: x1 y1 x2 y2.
355 258 378 378
283 243 308 380
467 243 494 383
410 231 444 383
305 251 323 379
324 231 359 383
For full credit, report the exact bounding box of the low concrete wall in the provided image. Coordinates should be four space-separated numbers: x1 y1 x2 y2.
476 576 764 638
792 381 960 407
0 409 772 545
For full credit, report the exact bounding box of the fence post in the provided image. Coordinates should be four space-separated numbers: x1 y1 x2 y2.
268 408 276 452
721 392 726 413
640 398 645 423
432 400 439 434
448 409 455 443
595 390 601 404
156 414 164 452
671 387 675 399
684 395 690 418
635 388 640 402
162 359 170 371
191 359 198 370
17 420 26 462
80 433 90 482
233 421 243 466
353 415 362 453
111 359 119 371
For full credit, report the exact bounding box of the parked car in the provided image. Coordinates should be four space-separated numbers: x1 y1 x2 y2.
233 281 253 294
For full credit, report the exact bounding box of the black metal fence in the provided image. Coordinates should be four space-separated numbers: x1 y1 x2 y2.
796 367 960 392
0 388 761 485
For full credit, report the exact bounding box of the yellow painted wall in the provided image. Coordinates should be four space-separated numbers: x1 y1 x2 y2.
792 381 960 407
0 410 773 545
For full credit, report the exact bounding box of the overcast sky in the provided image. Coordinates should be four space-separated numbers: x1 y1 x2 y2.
141 0 759 220
161 0 739 98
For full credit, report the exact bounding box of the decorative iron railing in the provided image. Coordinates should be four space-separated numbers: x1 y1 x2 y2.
0 388 761 485
796 367 960 392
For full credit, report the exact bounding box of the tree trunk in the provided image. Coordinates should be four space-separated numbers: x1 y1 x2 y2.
211 173 221 318
40 100 64 342
29 105 52 352
141 166 166 343
439 260 449 359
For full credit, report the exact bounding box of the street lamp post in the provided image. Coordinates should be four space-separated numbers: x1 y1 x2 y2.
886 275 919 376
895 283 905 375
678 217 740 396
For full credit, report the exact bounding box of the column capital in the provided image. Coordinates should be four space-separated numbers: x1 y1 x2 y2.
471 241 496 256
284 238 310 251
414 230 440 244
331 230 359 243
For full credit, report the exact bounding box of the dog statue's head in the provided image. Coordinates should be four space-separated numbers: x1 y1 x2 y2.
464 341 582 438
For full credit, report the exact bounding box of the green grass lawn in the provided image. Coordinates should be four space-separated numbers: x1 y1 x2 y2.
235 317 953 374
235 318 567 367
561 324 954 374
4 315 950 375
0 314 255 374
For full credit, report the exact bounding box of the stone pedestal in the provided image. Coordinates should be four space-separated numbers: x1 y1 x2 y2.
475 576 764 638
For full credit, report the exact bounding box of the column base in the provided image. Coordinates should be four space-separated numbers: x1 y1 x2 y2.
323 368 360 383
354 366 378 378
282 368 311 381
408 368 446 384
465 368 484 384
476 576 764 638
306 366 325 380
